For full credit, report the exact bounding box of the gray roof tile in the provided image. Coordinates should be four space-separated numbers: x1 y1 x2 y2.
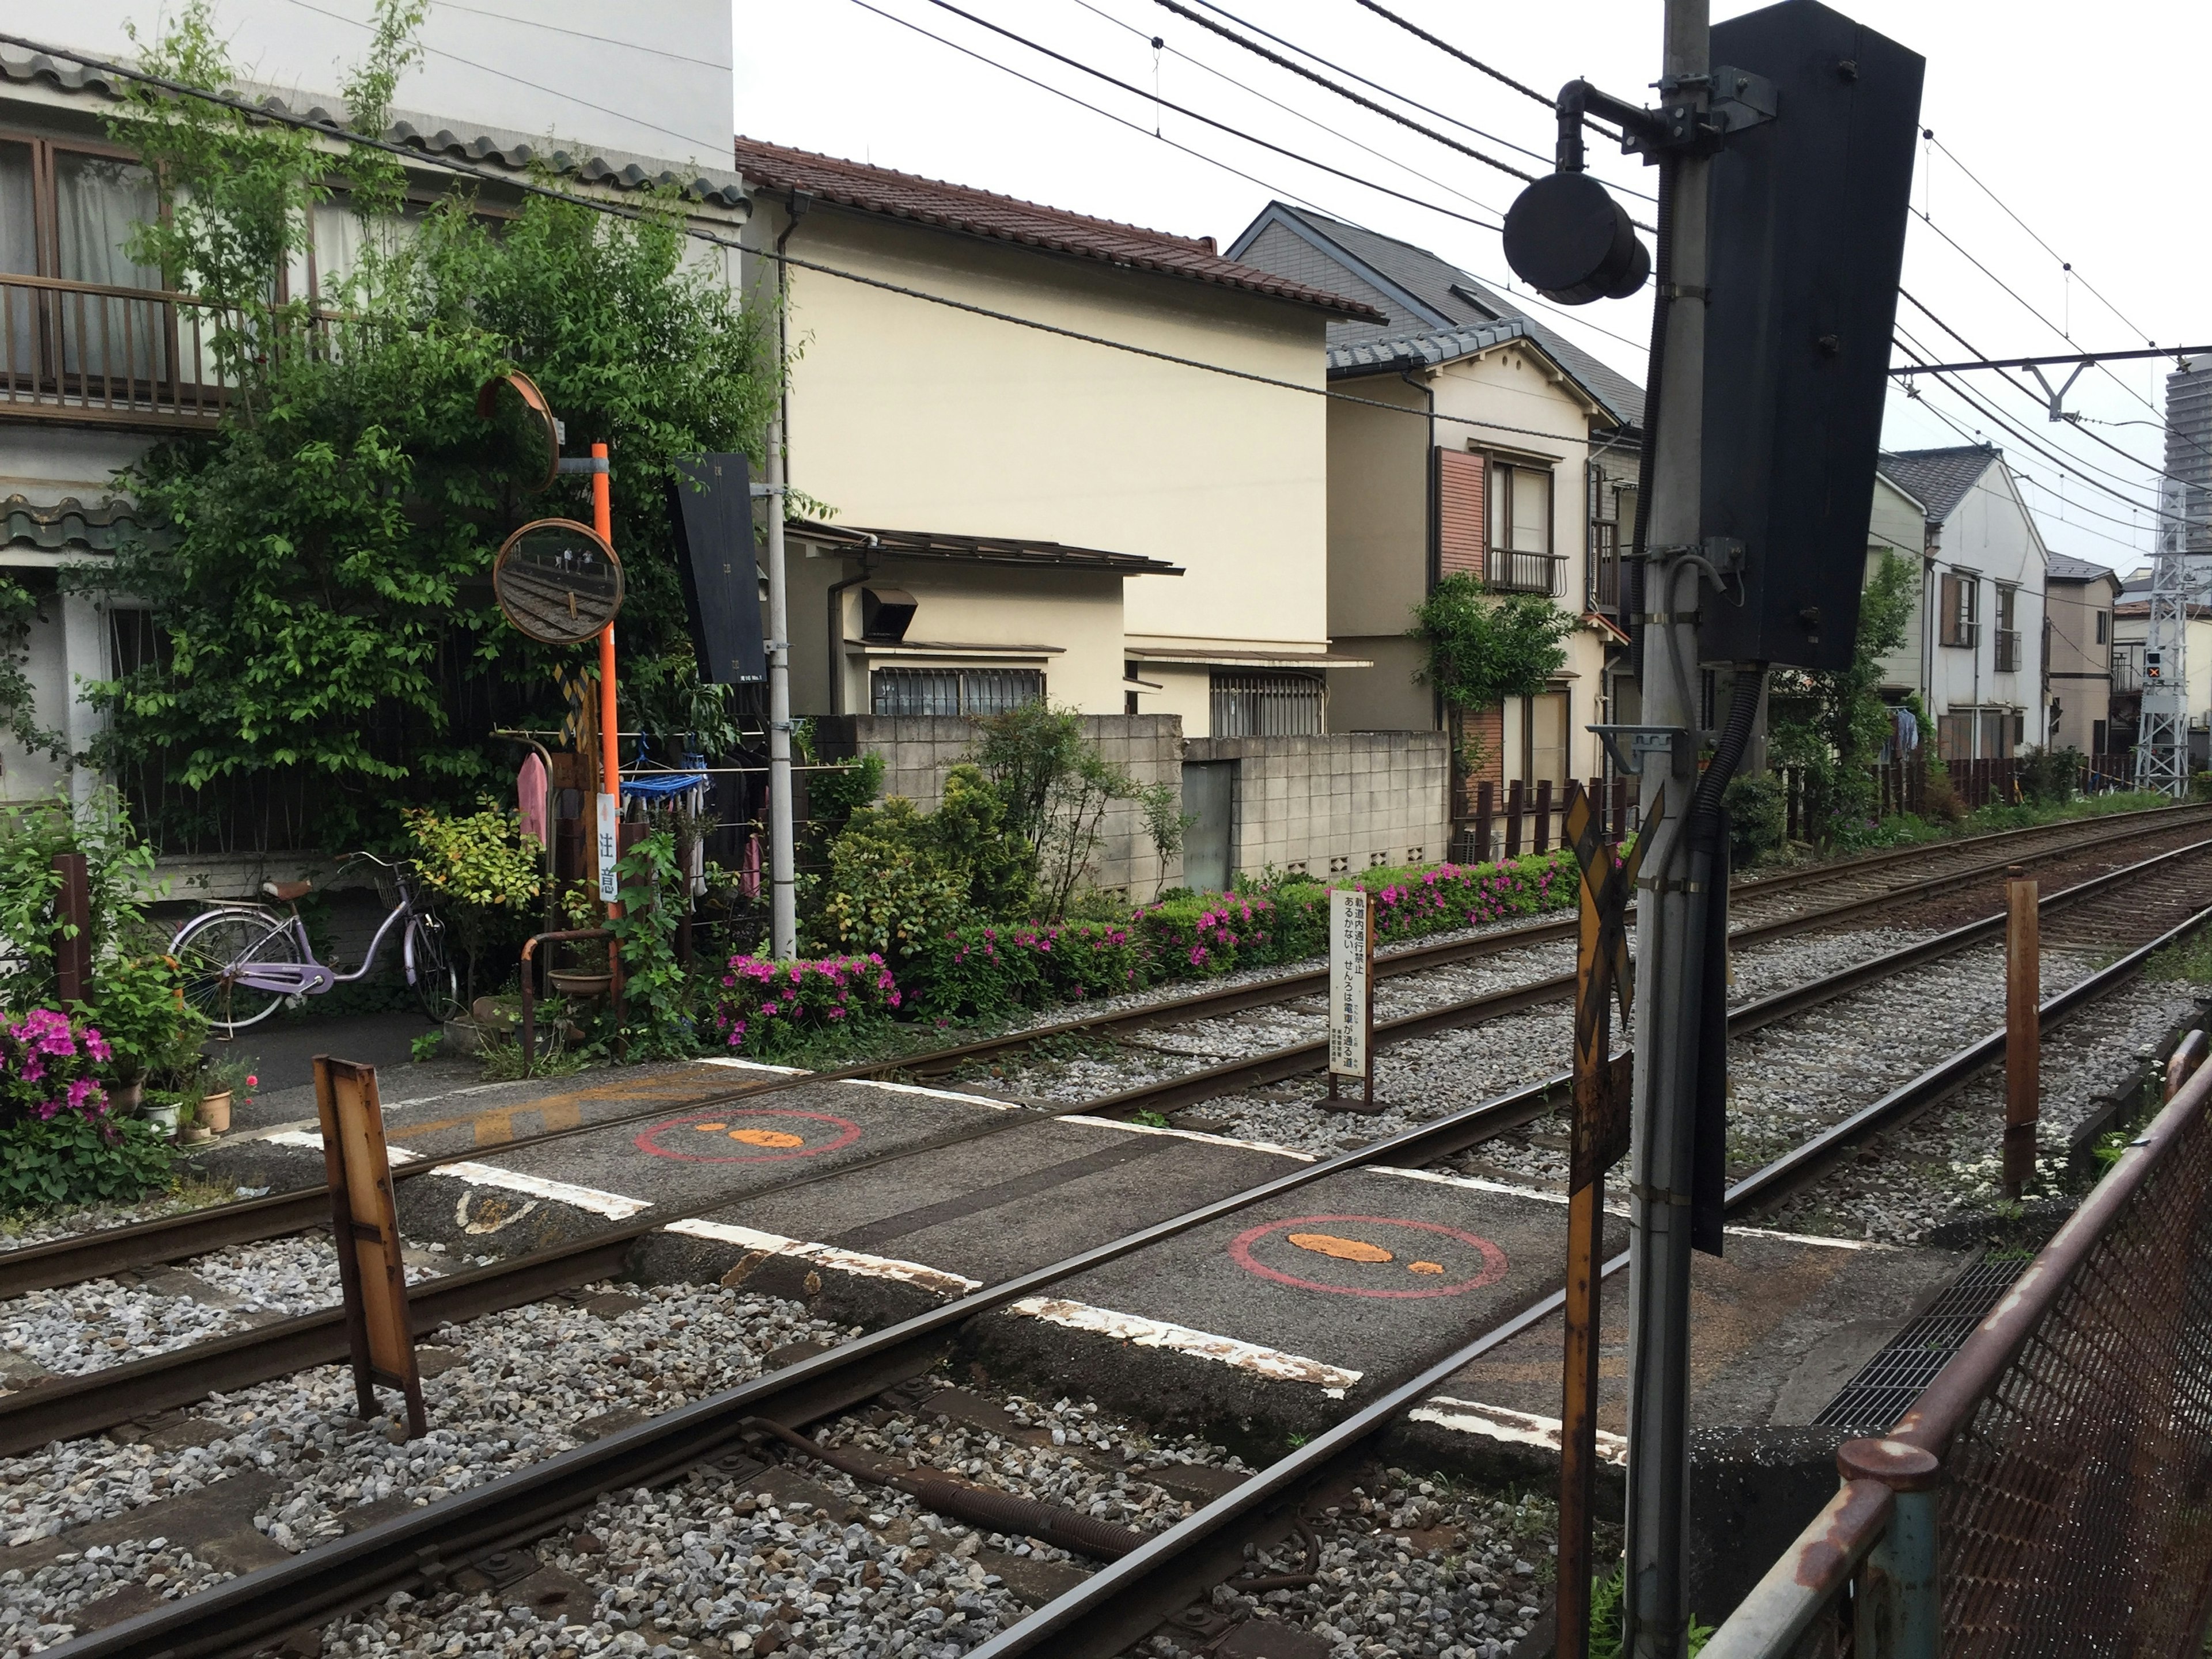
1877 445 1999 526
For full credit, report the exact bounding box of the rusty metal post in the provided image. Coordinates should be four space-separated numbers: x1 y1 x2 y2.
2167 1029 2208 1101
50 852 92 1005
1560 790 1643 1658
1836 1438 1941 1659
2004 866 2040 1196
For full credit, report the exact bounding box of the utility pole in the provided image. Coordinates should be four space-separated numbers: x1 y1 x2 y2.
1622 1 1713 1652
764 408 798 960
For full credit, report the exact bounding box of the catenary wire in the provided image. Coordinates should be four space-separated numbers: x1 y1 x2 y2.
845 0 1393 227
1900 288 2212 475
1148 0 1539 187
1184 0 1648 197
1350 0 1585 122
1063 0 1514 222
901 0 1505 230
1896 392 2150 559
839 0 1657 358
0 28 1616 454
1925 132 2158 351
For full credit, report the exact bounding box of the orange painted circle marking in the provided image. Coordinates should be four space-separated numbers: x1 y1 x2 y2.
1230 1214 1508 1299
635 1108 862 1163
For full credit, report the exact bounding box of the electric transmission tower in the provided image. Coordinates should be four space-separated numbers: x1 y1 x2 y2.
2137 479 2194 797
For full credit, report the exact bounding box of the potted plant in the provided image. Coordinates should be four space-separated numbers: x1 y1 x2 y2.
82 953 206 1112
191 1056 256 1135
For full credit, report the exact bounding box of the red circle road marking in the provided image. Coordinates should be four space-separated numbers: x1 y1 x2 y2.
634 1109 862 1163
1229 1214 1508 1299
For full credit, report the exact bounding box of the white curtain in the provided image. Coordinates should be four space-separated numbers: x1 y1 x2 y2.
54 151 164 387
0 142 35 383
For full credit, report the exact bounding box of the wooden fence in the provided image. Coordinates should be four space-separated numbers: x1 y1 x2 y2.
1453 776 1634 865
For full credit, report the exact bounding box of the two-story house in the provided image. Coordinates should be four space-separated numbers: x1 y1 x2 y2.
1 4 745 830
1223 204 1643 843
1877 445 2050 760
2043 553 2121 758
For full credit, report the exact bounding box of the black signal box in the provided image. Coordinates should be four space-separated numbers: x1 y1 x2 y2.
1697 0 1923 672
668 453 767 684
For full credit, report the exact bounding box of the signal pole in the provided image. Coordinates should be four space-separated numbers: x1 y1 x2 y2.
1623 1 1713 1652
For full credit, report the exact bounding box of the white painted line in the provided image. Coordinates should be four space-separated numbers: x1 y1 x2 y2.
663 1217 984 1300
1374 1164 1571 1205
853 1078 1023 1109
1059 1115 1317 1162
1003 1296 1362 1397
694 1056 810 1077
1411 1396 1628 1467
427 1162 650 1219
258 1128 422 1165
1721 1223 1881 1251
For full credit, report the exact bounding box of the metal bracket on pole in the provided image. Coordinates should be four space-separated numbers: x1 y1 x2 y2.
2027 360 2092 423
555 456 609 475
1590 725 1693 780
748 483 785 498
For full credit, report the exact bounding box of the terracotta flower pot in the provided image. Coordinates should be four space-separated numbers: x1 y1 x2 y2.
198 1090 232 1134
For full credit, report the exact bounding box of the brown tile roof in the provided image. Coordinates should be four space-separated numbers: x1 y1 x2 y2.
734 137 1384 321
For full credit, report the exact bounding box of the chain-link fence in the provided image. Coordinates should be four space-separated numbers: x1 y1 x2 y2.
1705 1035 2212 1659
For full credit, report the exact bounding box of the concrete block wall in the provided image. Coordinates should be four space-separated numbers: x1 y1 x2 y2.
1184 732 1451 880
816 714 1186 899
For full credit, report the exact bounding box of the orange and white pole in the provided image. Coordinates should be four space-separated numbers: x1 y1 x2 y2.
592 441 623 930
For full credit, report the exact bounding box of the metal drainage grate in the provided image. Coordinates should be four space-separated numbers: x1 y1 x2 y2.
1813 1251 2027 1431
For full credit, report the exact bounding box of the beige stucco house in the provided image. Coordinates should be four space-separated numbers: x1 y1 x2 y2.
2044 553 2120 757
734 141 1382 735
1866 470 1930 701
1225 204 1644 836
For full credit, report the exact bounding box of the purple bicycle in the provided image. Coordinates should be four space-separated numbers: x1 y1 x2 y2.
169 851 457 1032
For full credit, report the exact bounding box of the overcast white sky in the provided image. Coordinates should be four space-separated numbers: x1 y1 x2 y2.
733 0 2212 574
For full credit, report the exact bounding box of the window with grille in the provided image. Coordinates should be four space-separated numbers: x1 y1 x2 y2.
870 667 1041 717
1210 672 1322 737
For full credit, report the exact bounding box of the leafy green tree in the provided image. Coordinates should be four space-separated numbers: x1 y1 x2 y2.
75 2 775 850
1410 577 1577 775
1767 551 1918 845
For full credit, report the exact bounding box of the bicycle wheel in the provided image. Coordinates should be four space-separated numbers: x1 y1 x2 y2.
407 911 460 1022
171 909 301 1032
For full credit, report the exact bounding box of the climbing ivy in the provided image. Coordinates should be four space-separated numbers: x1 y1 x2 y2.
1410 575 1578 710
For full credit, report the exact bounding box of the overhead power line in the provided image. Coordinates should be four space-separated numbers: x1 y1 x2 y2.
840 0 1658 358
0 29 1624 451
1350 0 1584 124
911 0 1518 227
1149 0 1540 185
1062 0 1513 224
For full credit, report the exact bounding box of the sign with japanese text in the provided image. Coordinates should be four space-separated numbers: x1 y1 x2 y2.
1328 887 1371 1080
597 791 621 903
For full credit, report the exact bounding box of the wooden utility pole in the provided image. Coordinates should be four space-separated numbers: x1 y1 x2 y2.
1559 788 1648 1658
2003 866 2040 1196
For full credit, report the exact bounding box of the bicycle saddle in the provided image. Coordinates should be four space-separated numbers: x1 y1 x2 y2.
262 879 312 901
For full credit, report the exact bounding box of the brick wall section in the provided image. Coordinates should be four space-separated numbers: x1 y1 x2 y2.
1183 732 1452 879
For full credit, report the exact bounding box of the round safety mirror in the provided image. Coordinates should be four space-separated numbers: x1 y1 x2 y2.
476 370 560 494
493 518 624 644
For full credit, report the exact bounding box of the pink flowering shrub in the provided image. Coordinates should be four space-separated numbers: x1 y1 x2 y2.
1130 894 1275 980
0 1005 172 1213
0 1007 114 1128
918 921 1144 1017
713 952 902 1060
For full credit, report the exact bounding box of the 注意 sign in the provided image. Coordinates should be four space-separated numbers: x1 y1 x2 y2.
1324 887 1381 1113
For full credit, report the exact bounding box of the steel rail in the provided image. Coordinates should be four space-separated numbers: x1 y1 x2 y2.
969 897 2212 1658
29 841 2212 1659
9 802 2192 1305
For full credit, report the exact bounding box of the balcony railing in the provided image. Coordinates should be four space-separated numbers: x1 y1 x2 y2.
1995 627 2022 672
0 271 231 429
1586 531 1620 612
1486 546 1566 597
2112 657 2143 694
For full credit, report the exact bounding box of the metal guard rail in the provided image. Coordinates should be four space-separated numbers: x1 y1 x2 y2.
1705 1029 2212 1659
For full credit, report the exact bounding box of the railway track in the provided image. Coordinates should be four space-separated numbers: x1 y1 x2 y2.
16 831 2212 1659
6 802 2205 1308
